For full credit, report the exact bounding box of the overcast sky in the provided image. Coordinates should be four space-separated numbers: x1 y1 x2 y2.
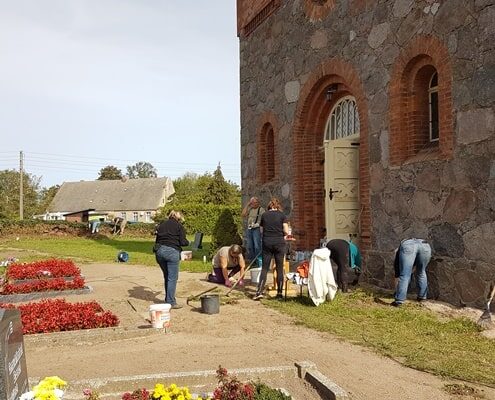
0 0 240 187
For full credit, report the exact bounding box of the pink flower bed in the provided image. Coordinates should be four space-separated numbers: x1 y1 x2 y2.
6 258 81 280
0 299 119 334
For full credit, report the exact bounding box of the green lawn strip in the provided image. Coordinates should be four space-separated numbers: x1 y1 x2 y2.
0 236 212 273
267 290 495 386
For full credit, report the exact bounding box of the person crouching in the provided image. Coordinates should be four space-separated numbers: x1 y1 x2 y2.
207 244 246 287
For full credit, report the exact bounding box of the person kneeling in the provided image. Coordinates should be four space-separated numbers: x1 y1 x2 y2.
207 244 245 287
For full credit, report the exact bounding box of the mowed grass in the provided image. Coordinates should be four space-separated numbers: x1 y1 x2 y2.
0 235 213 273
267 290 495 386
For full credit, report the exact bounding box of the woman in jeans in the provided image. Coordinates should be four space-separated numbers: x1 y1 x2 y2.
254 197 289 300
392 238 431 307
154 210 189 309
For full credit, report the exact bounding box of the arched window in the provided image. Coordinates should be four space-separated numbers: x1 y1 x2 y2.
324 96 360 141
389 36 453 165
429 72 439 142
258 122 276 183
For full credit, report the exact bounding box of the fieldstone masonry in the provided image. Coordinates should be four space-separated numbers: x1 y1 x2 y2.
238 0 495 307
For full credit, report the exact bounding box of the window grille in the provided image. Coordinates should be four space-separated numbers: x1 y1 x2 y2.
324 97 360 141
429 72 439 142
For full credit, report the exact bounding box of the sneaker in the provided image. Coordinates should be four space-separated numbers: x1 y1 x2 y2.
275 293 284 300
171 304 183 310
416 297 427 303
253 294 264 301
390 301 402 307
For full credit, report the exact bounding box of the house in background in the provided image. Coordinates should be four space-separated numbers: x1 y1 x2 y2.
46 177 174 223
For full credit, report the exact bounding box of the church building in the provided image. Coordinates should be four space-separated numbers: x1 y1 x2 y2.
237 0 494 306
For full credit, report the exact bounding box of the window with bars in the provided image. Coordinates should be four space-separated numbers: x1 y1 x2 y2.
324 97 360 141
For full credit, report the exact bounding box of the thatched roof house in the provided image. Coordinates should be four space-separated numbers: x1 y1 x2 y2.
47 177 174 223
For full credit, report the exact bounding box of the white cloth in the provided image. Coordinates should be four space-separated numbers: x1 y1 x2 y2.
307 247 337 306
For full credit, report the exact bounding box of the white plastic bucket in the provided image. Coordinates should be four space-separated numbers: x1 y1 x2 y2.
149 303 171 329
250 267 262 284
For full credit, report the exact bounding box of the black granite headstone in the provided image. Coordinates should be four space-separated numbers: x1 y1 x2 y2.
192 232 204 250
0 309 29 400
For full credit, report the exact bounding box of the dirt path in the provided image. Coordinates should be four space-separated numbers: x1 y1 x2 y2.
23 263 495 400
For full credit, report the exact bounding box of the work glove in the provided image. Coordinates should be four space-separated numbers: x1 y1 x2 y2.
237 279 245 287
224 279 232 287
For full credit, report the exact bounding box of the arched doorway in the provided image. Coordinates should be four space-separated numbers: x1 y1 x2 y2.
323 96 360 242
291 58 370 252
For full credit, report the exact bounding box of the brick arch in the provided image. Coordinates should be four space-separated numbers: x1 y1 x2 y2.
292 58 371 253
304 0 336 21
389 35 453 165
257 111 279 183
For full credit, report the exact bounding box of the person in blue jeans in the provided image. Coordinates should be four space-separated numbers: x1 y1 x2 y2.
391 238 432 307
154 210 189 309
241 196 264 268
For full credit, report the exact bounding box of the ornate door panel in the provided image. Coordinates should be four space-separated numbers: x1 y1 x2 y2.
324 140 360 242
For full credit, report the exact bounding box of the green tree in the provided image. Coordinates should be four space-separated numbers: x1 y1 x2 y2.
126 162 158 179
210 208 242 254
0 169 41 219
204 164 240 205
97 165 123 180
38 185 60 213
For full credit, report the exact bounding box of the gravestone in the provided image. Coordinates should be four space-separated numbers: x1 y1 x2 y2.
0 309 29 400
192 232 204 250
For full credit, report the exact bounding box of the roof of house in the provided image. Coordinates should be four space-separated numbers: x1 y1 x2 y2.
48 177 174 213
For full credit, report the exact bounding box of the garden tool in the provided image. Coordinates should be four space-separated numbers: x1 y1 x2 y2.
226 251 262 297
478 281 495 328
186 286 218 306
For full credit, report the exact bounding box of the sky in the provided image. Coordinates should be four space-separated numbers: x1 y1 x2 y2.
0 0 241 188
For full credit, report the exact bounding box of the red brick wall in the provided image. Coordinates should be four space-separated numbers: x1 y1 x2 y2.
237 0 281 37
291 58 371 253
257 111 279 183
389 35 453 165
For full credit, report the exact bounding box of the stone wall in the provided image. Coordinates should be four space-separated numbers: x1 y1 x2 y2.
238 0 495 307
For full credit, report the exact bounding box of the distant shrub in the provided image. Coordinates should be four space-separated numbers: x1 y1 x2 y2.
210 208 242 256
154 203 242 237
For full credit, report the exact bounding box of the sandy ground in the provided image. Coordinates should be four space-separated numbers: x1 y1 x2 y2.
18 262 495 400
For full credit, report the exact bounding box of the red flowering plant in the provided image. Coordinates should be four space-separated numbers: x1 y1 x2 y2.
1 276 86 294
213 366 255 400
0 299 119 334
6 259 81 280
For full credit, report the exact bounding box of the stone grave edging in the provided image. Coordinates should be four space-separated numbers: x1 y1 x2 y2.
35 362 348 400
0 285 93 303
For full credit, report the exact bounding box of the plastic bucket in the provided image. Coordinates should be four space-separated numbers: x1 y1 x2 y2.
250 268 262 284
200 294 220 314
149 303 171 329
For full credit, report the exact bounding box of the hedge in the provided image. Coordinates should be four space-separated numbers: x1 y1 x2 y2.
154 203 242 236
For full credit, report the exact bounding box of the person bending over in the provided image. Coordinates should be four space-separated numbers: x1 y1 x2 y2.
207 244 246 287
326 239 362 293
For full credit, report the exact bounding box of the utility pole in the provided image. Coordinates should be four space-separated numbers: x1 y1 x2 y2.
19 150 24 220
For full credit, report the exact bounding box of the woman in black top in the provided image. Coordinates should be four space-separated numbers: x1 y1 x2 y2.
254 197 289 300
154 210 189 309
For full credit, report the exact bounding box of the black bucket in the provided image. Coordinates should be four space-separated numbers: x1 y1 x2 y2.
200 294 220 314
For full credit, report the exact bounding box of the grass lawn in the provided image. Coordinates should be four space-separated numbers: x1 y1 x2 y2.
266 290 495 386
0 235 213 273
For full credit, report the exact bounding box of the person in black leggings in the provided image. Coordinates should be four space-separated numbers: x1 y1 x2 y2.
254 197 289 300
326 239 361 292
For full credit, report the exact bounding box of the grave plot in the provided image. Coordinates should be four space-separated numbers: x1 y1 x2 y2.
0 258 92 302
0 299 119 334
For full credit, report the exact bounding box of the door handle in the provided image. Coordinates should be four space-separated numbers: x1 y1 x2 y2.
329 188 341 200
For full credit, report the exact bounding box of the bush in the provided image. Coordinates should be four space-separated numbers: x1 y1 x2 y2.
154 203 242 237
210 208 242 256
